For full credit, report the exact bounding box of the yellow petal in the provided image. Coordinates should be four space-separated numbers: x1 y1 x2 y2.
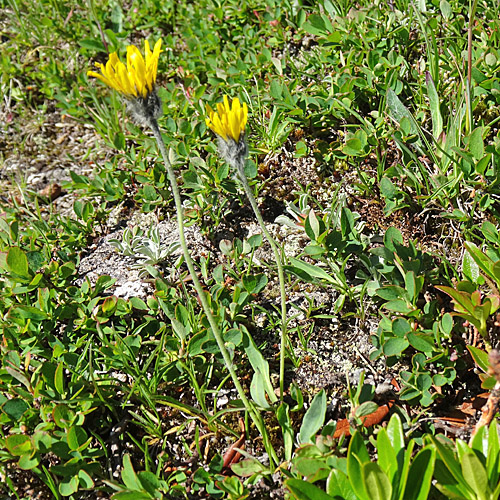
223 95 230 113
87 70 113 89
148 39 162 87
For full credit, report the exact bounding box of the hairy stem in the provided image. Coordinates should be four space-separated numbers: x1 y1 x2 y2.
148 118 277 466
235 160 288 401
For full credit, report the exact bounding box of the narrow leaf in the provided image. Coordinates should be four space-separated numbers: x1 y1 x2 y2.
298 389 326 443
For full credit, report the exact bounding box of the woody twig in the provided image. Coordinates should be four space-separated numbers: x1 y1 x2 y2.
470 349 500 441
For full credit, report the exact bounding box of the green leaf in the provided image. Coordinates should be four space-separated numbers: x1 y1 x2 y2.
461 452 490 500
78 469 94 489
54 362 64 395
382 337 409 356
440 0 452 18
386 89 421 139
129 297 149 310
138 470 162 496
386 414 405 456
59 475 79 496
6 247 30 279
121 454 142 491
286 478 335 500
276 403 294 461
463 249 481 283
425 71 443 140
142 184 158 201
464 242 496 280
12 305 47 321
231 458 267 477
18 453 39 470
376 286 407 301
481 221 499 244
269 80 283 99
403 446 436 500
250 371 273 409
376 429 397 481
287 257 335 284
404 270 423 302
468 127 485 161
347 434 369 500
470 425 488 460
340 208 355 238
224 328 242 347
407 332 434 353
79 38 107 52
110 4 123 33
2 398 29 420
242 330 277 405
383 299 415 314
112 493 151 500
343 137 363 156
430 435 473 494
301 14 331 37
380 177 397 200
53 405 75 429
362 463 392 500
304 210 320 241
467 345 490 373
242 274 268 294
326 469 357 500
298 389 326 443
486 420 500 484
67 426 89 452
5 434 32 456
384 227 403 252
26 251 44 273
113 132 126 150
355 401 379 418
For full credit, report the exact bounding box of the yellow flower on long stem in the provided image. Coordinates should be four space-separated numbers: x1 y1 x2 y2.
88 39 162 98
206 96 248 142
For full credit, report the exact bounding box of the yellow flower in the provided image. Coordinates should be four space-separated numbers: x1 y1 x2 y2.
206 96 248 142
88 39 162 98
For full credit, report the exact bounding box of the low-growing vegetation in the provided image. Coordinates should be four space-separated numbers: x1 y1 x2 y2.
1 0 500 498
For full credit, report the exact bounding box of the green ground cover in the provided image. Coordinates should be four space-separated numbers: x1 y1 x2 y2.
2 0 500 498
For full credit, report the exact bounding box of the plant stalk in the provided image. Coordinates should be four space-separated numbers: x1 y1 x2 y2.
235 159 288 401
148 118 277 466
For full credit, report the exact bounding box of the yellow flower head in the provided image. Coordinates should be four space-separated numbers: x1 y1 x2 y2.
88 39 162 98
206 96 248 142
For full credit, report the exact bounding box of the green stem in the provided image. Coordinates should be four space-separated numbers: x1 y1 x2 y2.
235 161 288 402
148 119 277 466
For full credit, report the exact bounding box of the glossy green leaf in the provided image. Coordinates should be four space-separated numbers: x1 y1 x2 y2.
386 414 405 455
326 469 357 500
286 478 335 500
347 432 370 500
376 428 397 480
467 345 490 373
362 462 392 500
54 361 64 395
461 452 490 500
403 446 435 500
